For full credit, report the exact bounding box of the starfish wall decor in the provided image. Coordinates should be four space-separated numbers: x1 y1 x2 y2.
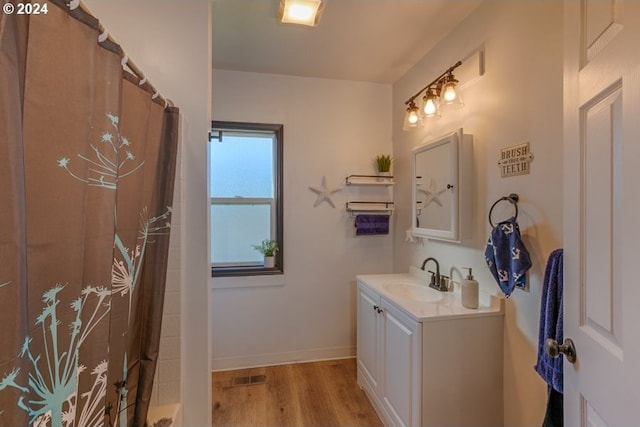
418 178 449 208
309 176 341 208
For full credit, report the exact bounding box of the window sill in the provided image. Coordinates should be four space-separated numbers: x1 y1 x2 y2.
211 265 284 277
211 272 286 289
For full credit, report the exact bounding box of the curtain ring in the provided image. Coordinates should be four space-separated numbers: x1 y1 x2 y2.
69 0 80 10
98 30 109 43
138 76 147 86
488 193 519 228
152 91 160 100
121 54 129 68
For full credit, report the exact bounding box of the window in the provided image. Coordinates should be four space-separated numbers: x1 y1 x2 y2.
209 121 283 276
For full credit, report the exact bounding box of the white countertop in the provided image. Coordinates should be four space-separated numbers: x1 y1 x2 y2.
356 267 504 322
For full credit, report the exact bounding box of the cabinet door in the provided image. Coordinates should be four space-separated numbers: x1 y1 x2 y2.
357 284 381 392
381 300 421 427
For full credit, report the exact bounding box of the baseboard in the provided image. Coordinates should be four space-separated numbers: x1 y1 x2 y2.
212 345 356 371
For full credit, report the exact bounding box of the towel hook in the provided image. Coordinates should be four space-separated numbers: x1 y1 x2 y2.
488 193 519 227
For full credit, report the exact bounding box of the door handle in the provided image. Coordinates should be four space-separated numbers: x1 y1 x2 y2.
545 338 577 364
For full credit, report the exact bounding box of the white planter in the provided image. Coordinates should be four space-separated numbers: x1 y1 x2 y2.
263 256 275 268
377 171 391 182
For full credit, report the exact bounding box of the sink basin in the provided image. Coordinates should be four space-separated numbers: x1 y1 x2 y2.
382 282 443 303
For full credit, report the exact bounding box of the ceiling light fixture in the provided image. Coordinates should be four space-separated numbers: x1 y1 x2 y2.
279 0 325 27
403 61 464 131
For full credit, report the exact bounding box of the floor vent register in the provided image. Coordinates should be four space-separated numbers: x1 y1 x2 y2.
231 374 267 387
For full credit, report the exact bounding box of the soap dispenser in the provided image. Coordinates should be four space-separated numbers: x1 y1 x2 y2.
461 267 479 309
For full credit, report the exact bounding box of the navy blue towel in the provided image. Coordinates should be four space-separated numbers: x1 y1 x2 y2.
535 249 564 393
542 387 563 427
355 214 389 236
484 217 532 297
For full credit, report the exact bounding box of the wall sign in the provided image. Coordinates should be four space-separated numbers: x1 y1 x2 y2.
498 142 534 177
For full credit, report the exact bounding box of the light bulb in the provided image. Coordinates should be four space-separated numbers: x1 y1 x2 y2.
420 88 440 118
440 76 463 110
403 101 422 130
443 83 457 102
424 98 437 116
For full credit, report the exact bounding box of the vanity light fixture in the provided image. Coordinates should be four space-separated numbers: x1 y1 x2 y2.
279 0 325 27
403 61 464 131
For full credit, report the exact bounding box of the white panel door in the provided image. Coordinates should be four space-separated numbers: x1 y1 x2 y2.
564 1 640 425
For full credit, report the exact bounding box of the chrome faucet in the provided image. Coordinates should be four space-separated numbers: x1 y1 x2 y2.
421 257 450 292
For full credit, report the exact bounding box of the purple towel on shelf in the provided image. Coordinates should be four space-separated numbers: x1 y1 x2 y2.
484 217 532 297
355 214 389 236
535 249 564 393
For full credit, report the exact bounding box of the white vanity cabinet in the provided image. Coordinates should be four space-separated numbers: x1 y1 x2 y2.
357 275 504 427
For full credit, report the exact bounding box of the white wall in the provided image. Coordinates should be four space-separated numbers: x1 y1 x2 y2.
211 70 393 369
83 2 212 426
392 2 563 426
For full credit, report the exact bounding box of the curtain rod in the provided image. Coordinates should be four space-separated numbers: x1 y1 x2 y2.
68 0 174 108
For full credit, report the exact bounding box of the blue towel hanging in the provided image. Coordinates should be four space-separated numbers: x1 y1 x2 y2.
535 249 564 393
355 214 389 236
484 217 532 297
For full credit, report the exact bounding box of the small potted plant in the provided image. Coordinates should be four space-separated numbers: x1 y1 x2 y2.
374 154 392 180
252 238 279 268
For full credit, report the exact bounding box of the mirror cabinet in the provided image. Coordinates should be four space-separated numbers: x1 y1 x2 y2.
411 129 472 242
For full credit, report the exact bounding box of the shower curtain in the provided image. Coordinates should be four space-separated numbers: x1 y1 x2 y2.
0 1 179 426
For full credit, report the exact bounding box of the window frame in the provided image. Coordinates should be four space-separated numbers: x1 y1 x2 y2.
209 121 284 277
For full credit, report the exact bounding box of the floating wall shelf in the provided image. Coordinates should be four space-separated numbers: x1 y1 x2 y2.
346 201 394 216
345 174 395 186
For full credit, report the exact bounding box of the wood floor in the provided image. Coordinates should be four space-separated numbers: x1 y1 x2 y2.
212 358 383 427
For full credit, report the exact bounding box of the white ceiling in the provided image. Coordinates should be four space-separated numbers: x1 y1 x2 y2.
212 0 482 84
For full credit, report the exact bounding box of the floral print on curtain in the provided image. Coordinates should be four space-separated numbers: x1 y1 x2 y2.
0 2 179 426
